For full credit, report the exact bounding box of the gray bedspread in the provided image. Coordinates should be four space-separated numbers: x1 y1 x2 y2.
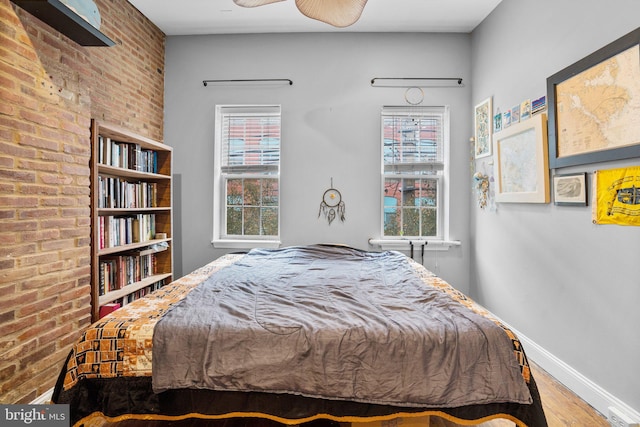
152 245 532 408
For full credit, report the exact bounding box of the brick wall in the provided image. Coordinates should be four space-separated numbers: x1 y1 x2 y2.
0 0 165 403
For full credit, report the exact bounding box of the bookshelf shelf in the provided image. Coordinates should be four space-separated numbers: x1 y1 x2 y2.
98 163 171 180
11 0 115 46
98 273 173 306
90 120 173 321
98 207 172 214
97 238 172 256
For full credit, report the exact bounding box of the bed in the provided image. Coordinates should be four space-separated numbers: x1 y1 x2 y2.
52 244 547 427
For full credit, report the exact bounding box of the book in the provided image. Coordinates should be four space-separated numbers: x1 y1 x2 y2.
99 302 120 319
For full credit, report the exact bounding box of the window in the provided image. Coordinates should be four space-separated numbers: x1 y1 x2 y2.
381 106 449 240
213 105 281 247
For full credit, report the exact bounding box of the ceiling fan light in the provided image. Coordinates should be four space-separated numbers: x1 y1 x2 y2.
233 0 285 8
295 0 368 27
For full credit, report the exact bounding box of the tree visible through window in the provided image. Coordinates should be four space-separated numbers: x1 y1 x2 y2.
381 106 448 239
214 106 281 242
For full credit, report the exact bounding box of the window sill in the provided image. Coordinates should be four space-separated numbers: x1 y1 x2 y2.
368 238 461 251
212 239 281 250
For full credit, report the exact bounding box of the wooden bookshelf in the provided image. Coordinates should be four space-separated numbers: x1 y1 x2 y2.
90 120 173 321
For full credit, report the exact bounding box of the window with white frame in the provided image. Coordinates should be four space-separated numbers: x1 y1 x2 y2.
213 105 281 246
381 106 449 240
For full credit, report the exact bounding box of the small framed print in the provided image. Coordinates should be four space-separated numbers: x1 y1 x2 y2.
520 99 531 120
502 109 511 128
511 105 520 124
553 172 588 206
474 97 492 158
494 111 502 133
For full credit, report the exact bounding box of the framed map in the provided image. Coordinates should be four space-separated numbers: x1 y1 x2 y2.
547 27 640 168
493 113 550 203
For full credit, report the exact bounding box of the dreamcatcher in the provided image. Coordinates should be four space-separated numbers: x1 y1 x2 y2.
318 179 346 225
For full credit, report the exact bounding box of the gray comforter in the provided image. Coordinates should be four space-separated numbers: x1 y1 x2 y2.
152 245 532 408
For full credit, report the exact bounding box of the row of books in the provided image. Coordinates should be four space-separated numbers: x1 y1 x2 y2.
122 279 165 303
99 252 158 295
98 135 158 173
98 176 159 209
98 214 156 249
98 279 167 318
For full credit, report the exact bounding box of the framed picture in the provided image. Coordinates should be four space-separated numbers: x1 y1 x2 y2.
493 111 502 133
547 27 640 169
553 172 587 206
511 104 520 124
502 109 511 128
474 97 492 158
493 113 550 203
531 96 546 115
520 100 531 121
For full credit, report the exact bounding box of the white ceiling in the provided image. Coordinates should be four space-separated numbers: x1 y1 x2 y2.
128 0 503 36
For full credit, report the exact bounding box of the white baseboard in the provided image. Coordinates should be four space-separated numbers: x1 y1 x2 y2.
505 322 640 423
30 387 54 404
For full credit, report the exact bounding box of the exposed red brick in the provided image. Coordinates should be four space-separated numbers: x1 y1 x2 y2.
0 0 165 403
0 195 37 208
0 258 15 270
0 313 38 336
0 363 17 383
0 141 36 158
0 168 35 182
17 159 58 172
39 173 73 185
17 296 58 318
40 238 76 252
20 184 59 195
21 229 61 242
18 134 60 151
18 252 58 267
0 233 17 245
18 208 57 219
0 217 37 230
0 242 36 258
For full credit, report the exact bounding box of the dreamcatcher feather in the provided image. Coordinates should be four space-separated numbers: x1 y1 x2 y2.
318 180 345 225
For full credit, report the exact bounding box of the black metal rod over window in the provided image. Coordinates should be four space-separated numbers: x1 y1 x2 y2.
203 79 293 86
371 77 463 87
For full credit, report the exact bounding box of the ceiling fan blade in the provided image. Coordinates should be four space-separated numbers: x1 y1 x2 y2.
295 0 368 27
233 0 285 8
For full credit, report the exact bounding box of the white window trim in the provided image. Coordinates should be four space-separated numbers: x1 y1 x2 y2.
212 105 282 249
368 238 461 251
374 105 459 251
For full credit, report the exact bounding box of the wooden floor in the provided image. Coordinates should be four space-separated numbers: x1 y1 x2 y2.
97 361 608 427
430 361 608 427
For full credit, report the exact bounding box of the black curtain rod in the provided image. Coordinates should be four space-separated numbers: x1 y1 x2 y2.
203 79 293 86
371 77 463 86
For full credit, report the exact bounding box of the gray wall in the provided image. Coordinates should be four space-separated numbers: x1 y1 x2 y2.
165 33 472 291
165 3 640 416
471 0 640 413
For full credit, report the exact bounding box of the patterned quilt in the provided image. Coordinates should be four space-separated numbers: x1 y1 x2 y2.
61 254 242 391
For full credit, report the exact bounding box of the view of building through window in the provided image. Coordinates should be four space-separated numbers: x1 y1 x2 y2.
215 105 281 240
382 106 447 239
